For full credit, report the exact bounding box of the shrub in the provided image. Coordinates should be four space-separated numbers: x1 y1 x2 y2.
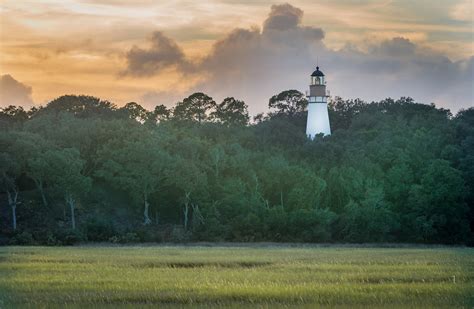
84 218 116 241
10 231 35 245
120 232 140 243
170 226 191 242
46 232 60 246
288 208 336 242
53 229 84 245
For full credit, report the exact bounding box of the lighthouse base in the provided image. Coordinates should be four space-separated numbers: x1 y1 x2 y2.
306 103 331 139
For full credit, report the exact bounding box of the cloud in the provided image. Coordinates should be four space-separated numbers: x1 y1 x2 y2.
372 37 416 56
126 3 473 113
263 3 303 31
78 0 154 5
122 31 190 77
450 0 473 22
0 75 35 108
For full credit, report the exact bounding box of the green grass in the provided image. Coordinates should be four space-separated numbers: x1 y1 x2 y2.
0 245 473 308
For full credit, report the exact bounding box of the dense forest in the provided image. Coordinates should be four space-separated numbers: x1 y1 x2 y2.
1 91 473 245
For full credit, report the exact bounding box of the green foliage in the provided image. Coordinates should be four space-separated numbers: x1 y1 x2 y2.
38 95 119 119
288 208 335 242
119 101 150 122
173 92 217 123
9 231 34 245
268 89 307 116
84 217 116 241
150 104 171 124
212 97 250 126
0 92 472 244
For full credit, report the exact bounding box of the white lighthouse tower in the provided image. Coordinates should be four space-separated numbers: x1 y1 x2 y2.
306 66 331 139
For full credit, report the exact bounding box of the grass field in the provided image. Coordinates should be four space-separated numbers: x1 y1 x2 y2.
0 245 473 308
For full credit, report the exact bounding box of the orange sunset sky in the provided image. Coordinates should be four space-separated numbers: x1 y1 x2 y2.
0 0 473 114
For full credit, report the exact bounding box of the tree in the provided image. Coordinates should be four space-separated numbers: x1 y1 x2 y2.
268 90 307 116
209 145 225 181
119 102 149 123
407 159 468 243
327 97 367 130
0 131 42 230
212 97 249 126
96 134 171 225
150 104 171 123
253 113 267 124
28 153 52 207
454 108 474 242
39 95 118 119
38 95 117 118
339 184 398 242
0 93 471 245
45 148 91 229
170 158 207 231
3 131 53 207
0 153 21 230
0 105 29 122
173 92 216 123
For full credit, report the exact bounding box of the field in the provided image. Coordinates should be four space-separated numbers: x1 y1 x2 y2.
0 245 473 308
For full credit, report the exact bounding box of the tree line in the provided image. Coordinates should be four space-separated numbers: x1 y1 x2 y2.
1 91 473 245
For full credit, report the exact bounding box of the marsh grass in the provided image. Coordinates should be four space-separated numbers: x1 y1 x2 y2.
0 246 472 308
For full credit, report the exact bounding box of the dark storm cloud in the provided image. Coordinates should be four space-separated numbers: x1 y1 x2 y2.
122 31 190 77
0 74 34 107
130 4 473 113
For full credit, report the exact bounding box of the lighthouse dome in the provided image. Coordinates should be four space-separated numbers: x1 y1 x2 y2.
311 66 325 77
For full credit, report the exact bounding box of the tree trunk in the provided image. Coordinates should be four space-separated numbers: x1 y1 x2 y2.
183 202 189 231
35 179 47 207
143 193 151 225
213 151 220 180
191 203 204 227
280 190 284 209
7 189 18 231
11 204 17 231
39 183 47 207
183 192 191 230
66 195 76 230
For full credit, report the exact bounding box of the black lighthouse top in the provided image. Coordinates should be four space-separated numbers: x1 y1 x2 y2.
311 66 324 77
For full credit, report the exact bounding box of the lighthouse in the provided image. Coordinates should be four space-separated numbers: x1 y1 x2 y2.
306 66 331 139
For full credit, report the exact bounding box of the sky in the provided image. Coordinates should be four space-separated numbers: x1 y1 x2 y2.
0 0 473 114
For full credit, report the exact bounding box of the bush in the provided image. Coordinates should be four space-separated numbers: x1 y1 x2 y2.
52 229 84 245
109 232 140 244
9 231 35 245
135 226 165 242
169 226 191 242
230 213 263 241
46 232 60 246
84 217 116 241
340 200 399 243
288 208 336 242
